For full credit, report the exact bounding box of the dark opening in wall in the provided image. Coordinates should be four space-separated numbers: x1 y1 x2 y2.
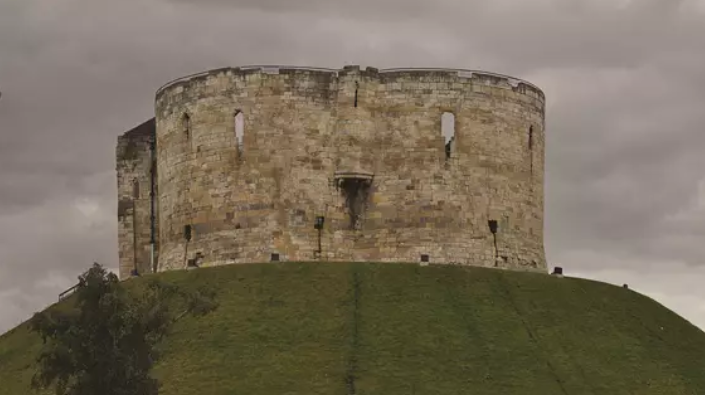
442 112 455 160
271 253 280 262
132 179 140 199
529 125 534 176
234 110 244 155
339 178 371 230
488 220 499 266
354 81 359 108
192 252 204 267
184 224 192 241
182 113 191 138
420 254 429 263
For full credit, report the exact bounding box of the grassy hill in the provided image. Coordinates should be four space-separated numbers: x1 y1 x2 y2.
1 262 705 394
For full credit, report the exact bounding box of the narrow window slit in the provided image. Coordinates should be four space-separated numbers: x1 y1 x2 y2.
442 112 455 160
354 81 359 108
234 110 244 156
528 125 534 176
182 113 191 138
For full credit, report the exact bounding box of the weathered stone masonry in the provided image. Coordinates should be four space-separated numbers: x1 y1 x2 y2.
116 65 547 279
116 118 159 278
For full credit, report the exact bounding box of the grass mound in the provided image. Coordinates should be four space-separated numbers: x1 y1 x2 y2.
1 262 705 394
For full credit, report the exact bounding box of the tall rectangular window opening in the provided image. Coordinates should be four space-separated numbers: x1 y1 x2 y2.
528 125 534 150
442 112 455 160
234 110 244 155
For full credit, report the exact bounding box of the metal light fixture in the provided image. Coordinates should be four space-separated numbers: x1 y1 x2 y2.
488 220 498 234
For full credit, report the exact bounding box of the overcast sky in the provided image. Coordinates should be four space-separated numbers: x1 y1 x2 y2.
1 0 705 334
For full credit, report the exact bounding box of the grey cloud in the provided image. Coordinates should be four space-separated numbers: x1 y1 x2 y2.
542 63 705 264
163 0 705 72
1 0 705 333
164 0 485 22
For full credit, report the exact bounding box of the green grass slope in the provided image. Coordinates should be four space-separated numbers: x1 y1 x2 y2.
2 262 705 395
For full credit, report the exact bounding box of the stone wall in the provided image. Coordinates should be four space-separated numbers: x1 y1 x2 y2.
116 118 158 278
119 64 546 278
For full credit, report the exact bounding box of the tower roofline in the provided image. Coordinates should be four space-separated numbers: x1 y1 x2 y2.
154 65 544 100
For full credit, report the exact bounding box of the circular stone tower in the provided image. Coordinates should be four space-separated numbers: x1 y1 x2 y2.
153 65 546 272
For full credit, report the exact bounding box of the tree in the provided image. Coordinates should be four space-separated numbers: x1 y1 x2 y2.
29 263 218 395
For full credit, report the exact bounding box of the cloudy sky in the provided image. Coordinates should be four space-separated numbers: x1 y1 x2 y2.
1 0 705 333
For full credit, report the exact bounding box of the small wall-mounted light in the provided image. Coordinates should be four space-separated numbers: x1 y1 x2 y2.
314 216 325 230
271 253 280 262
488 220 498 234
184 224 192 241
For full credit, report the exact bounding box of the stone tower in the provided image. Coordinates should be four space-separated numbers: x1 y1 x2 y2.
116 65 547 279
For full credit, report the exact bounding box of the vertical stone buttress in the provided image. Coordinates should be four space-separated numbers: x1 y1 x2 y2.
116 118 158 279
